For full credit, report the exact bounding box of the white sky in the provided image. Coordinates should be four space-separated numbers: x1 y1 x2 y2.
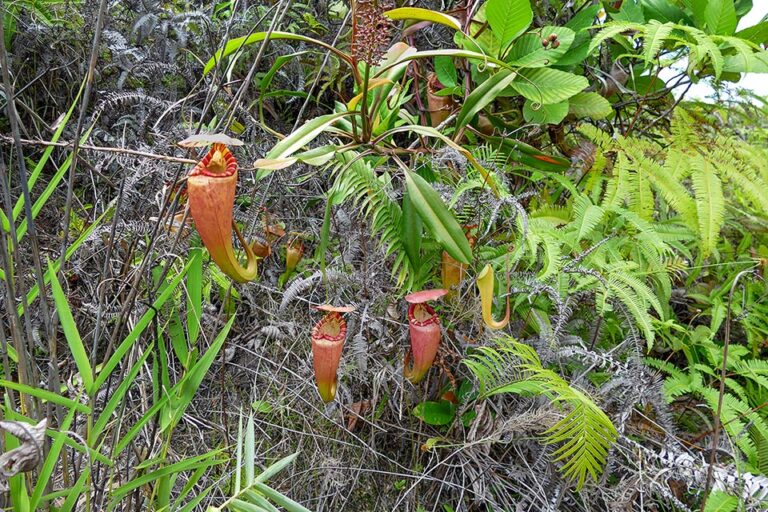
676 4 768 99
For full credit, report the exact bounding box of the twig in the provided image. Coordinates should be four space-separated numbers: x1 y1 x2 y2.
0 135 197 164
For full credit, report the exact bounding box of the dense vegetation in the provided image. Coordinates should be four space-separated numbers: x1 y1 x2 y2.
1 0 768 510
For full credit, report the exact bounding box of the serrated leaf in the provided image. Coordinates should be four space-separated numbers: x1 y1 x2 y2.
567 92 612 119
506 27 575 67
704 0 737 35
511 68 588 105
643 21 674 61
523 99 568 125
404 170 472 264
486 0 533 48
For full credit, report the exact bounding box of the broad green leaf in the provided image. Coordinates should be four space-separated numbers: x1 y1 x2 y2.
413 400 457 425
506 27 575 67
567 92 613 119
404 170 472 264
704 0 737 35
384 7 461 31
252 400 274 414
641 0 687 24
434 55 457 87
613 0 645 23
723 51 768 73
511 68 588 104
456 69 516 128
48 258 94 394
735 21 768 45
486 0 533 48
523 99 568 125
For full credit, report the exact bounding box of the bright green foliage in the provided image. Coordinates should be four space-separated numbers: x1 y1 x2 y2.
207 414 308 512
464 338 618 489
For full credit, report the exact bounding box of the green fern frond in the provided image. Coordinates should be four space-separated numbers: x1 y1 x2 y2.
464 338 618 490
690 157 725 258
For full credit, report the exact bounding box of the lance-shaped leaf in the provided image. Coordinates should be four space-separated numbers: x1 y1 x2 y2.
254 112 355 171
456 69 517 128
187 144 258 283
384 7 462 31
404 290 447 384
404 169 473 265
476 264 510 330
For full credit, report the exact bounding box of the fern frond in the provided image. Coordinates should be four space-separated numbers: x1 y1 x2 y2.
690 157 725 258
464 338 618 489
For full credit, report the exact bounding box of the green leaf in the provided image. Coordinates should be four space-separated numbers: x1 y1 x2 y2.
256 452 300 484
486 0 533 49
413 400 457 425
506 27 576 67
0 380 89 413
511 68 588 105
568 92 613 119
204 31 351 75
94 260 190 390
384 7 461 31
255 112 355 170
401 188 423 271
456 69 517 128
163 316 235 432
187 248 203 347
252 482 312 512
434 55 457 87
641 0 687 24
523 99 568 125
48 259 94 394
704 0 737 35
613 0 645 23
691 158 724 258
643 21 674 62
404 170 473 264
703 491 738 512
735 21 768 45
252 400 274 414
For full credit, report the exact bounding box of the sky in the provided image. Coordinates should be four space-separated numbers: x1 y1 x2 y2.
669 4 768 100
